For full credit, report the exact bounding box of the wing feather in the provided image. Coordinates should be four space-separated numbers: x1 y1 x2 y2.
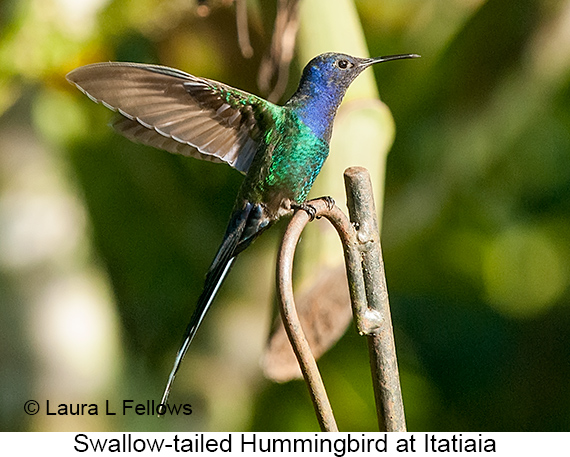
66 62 279 173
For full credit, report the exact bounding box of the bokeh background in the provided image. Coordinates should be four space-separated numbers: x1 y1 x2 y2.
1 0 570 432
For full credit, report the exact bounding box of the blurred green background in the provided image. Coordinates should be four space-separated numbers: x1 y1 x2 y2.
1 0 570 432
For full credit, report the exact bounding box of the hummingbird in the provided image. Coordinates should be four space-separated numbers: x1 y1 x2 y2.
66 51 418 408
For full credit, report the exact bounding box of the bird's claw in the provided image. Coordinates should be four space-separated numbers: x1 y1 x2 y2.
293 196 335 221
293 202 318 221
321 196 335 210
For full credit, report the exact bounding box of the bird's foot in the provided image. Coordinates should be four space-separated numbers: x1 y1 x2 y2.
292 196 335 221
318 196 335 211
292 202 317 221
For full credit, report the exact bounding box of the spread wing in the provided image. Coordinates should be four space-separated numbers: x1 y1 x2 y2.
66 62 277 173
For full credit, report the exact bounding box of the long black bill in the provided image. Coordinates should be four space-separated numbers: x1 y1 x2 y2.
360 53 421 68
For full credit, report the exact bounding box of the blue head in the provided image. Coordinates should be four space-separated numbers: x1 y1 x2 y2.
287 52 418 141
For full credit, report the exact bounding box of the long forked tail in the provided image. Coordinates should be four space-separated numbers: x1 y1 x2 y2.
159 202 268 411
159 256 236 411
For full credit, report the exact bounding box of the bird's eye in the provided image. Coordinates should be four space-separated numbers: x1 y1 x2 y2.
336 59 352 69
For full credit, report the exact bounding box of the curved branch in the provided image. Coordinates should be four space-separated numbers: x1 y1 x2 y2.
276 198 340 432
276 167 406 432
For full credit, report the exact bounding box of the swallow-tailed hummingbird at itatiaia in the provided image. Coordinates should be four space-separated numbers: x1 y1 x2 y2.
66 51 419 408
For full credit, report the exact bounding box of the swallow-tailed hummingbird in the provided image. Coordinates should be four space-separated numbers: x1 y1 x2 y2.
66 51 419 408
